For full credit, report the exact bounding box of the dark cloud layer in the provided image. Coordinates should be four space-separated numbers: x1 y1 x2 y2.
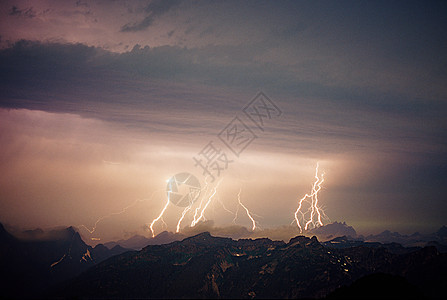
1 40 446 152
9 5 36 18
121 0 181 32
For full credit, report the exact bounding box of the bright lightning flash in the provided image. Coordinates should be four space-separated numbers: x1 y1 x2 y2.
191 180 222 227
176 202 193 233
156 174 197 236
294 163 326 233
175 176 211 232
149 197 170 238
233 188 257 231
153 176 223 236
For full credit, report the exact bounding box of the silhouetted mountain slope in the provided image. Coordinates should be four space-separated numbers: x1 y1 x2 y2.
53 232 447 299
0 223 129 298
326 273 423 299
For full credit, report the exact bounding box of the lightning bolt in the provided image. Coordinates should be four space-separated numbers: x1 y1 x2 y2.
177 184 234 233
191 179 209 224
232 202 240 224
188 176 212 226
233 188 257 231
191 180 222 227
217 195 236 215
153 173 200 236
149 196 170 238
78 199 145 235
176 202 193 233
78 189 163 238
149 180 180 238
294 163 326 233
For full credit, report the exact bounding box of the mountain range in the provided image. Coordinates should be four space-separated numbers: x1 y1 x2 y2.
1 222 446 298
53 232 446 299
99 221 447 252
104 230 186 250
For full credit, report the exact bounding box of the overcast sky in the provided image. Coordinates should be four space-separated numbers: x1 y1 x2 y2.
0 0 446 241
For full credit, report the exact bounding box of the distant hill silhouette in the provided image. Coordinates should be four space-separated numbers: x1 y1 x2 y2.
0 223 129 298
309 221 357 240
104 231 185 250
436 225 447 238
365 226 447 251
